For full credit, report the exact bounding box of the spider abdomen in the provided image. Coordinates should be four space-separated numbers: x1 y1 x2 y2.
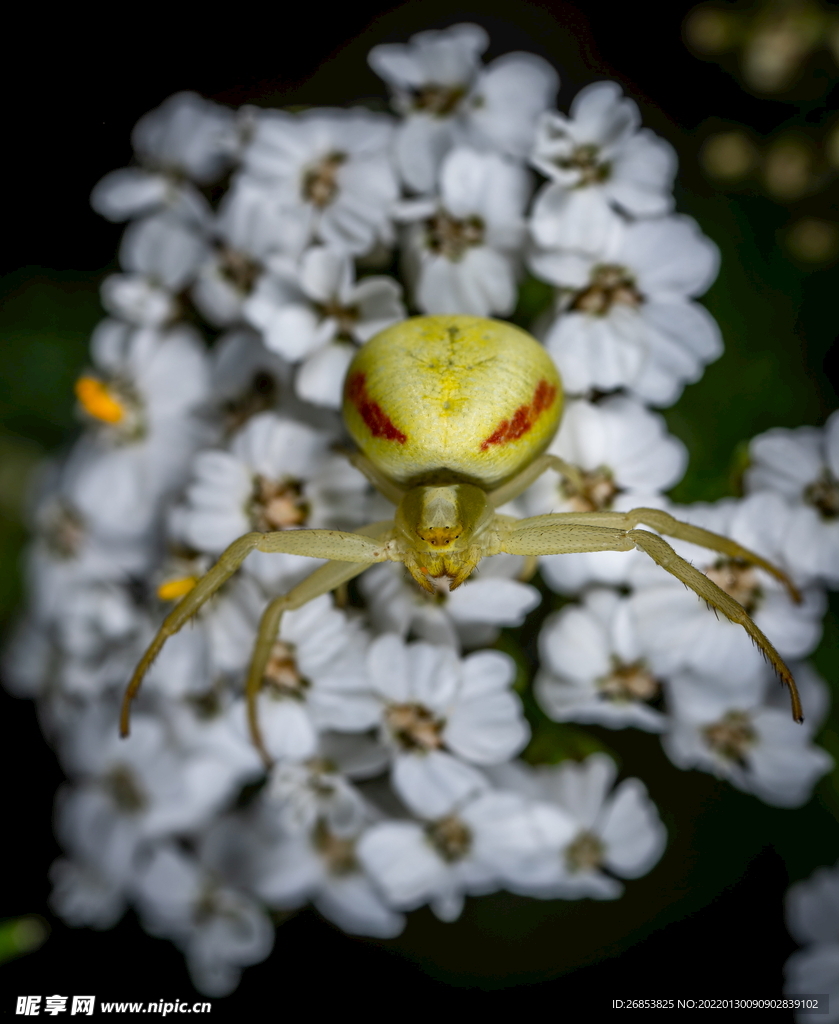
343 315 563 487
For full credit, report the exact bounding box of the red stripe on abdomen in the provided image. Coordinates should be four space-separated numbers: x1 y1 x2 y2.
346 371 407 444
480 378 557 451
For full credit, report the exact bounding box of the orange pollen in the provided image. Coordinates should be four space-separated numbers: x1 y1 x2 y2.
157 577 198 601
480 378 557 451
75 376 125 424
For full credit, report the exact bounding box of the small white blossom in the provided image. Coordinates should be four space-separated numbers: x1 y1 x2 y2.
533 215 722 406
400 147 530 316
785 862 839 1023
537 588 666 732
366 635 529 817
243 246 405 407
529 81 677 253
745 411 839 586
488 754 667 899
369 24 557 193
133 844 273 997
236 108 399 257
663 670 832 807
358 788 571 922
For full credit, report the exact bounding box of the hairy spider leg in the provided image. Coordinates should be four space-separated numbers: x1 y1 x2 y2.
497 513 803 722
120 524 393 738
243 521 394 767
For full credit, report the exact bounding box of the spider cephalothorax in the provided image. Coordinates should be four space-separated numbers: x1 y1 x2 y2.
121 315 803 764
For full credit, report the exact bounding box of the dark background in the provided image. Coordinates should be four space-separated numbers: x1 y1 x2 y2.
1 0 837 1017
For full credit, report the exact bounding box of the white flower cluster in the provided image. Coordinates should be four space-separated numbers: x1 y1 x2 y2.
5 23 836 996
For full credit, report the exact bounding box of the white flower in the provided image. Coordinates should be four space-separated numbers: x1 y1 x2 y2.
534 215 722 406
357 788 570 922
249 594 375 762
235 108 399 257
369 23 557 193
400 147 530 315
745 411 839 586
366 635 530 817
48 858 126 930
529 81 677 254
359 555 540 651
100 214 210 328
537 588 666 732
663 669 832 807
263 758 371 837
176 411 369 590
522 396 686 592
785 861 839 1022
243 246 405 407
628 494 827 685
488 754 667 899
90 93 235 225
133 844 273 997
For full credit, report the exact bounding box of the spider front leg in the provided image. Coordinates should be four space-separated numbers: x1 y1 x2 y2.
243 521 394 767
120 523 394 738
497 514 802 722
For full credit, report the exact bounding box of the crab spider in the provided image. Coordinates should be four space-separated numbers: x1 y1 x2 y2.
121 315 803 765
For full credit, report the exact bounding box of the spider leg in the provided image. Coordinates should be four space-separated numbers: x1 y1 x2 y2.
497 515 801 722
487 454 583 508
120 522 394 737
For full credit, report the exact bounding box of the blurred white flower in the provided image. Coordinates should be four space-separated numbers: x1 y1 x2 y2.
243 246 405 407
785 861 839 1022
537 588 666 732
399 147 530 316
529 82 676 254
366 635 529 817
488 754 667 899
358 788 570 922
663 670 832 807
133 844 274 997
745 411 839 586
233 108 399 258
533 215 721 406
369 23 557 193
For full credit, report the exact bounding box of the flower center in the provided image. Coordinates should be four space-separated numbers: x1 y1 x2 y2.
569 264 643 317
314 298 360 339
302 152 346 209
704 559 762 613
313 820 358 875
385 702 444 752
224 371 278 433
426 814 472 862
598 659 659 703
41 500 86 559
804 469 839 520
104 764 147 813
425 211 485 262
250 476 309 532
217 246 262 295
553 141 610 185
566 830 604 872
263 640 309 699
75 375 145 441
702 710 756 765
412 84 467 117
561 466 621 512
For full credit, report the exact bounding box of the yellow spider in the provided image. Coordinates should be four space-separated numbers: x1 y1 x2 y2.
121 315 803 764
